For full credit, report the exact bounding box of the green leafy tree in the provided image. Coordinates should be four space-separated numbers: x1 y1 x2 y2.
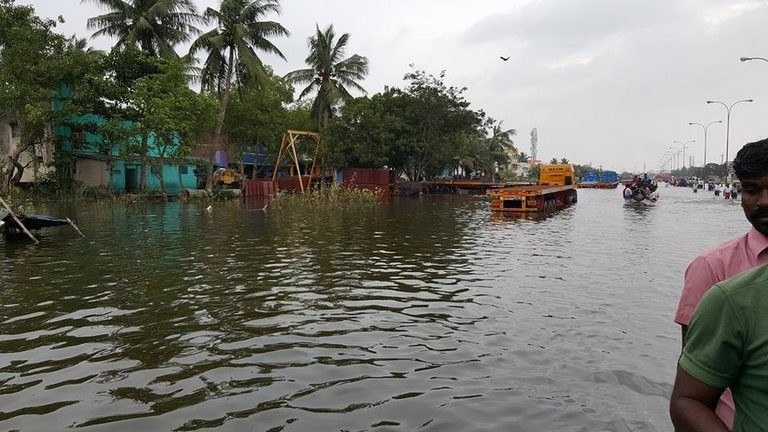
324 91 413 171
99 47 163 190
223 67 294 178
61 46 166 193
284 24 369 130
398 69 483 180
462 120 516 180
517 152 530 163
189 0 289 188
0 1 92 191
132 61 218 192
85 0 201 59
560 157 569 164
549 157 558 164
326 69 487 181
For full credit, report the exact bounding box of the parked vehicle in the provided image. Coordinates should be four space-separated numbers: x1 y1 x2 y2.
487 164 577 213
212 168 242 188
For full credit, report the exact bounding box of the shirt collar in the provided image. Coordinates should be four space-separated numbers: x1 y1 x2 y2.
747 227 768 257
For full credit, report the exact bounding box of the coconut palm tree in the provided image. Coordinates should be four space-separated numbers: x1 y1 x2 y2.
191 0 288 95
489 122 516 172
490 123 516 152
69 36 105 55
517 152 530 163
284 24 369 129
85 0 201 59
189 0 288 183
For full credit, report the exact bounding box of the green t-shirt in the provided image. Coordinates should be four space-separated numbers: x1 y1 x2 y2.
680 264 768 431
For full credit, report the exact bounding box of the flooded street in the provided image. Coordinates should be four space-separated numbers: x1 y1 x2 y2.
0 186 750 431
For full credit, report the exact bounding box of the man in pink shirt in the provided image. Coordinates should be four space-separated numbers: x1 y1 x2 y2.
673 139 768 429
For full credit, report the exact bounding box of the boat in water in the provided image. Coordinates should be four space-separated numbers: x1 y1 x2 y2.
622 176 659 206
0 212 80 240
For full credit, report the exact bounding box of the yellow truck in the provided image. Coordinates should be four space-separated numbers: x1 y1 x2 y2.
212 168 242 188
487 164 578 213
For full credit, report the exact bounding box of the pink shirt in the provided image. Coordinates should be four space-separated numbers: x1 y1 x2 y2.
675 227 768 429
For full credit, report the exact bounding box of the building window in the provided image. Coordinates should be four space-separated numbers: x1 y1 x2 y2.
179 165 188 175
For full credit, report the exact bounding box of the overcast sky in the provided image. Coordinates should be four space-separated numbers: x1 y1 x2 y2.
18 0 768 172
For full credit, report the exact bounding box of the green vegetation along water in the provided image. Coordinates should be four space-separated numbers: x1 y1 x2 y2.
0 187 749 431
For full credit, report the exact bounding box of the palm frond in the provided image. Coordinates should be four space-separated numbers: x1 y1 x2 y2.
329 32 349 64
283 68 315 85
86 0 200 58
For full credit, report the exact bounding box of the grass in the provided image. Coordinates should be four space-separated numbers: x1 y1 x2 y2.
270 182 380 211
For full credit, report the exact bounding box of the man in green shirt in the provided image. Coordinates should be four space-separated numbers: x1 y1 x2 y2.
671 265 768 431
670 139 768 431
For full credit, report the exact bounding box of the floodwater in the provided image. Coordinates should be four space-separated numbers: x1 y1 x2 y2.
0 186 750 431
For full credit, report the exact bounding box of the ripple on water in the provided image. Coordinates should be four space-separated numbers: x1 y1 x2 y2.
0 190 750 430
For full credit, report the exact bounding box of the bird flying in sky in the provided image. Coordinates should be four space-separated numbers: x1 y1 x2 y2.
500 56 510 61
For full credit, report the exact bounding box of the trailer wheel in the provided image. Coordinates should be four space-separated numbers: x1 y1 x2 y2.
545 199 554 213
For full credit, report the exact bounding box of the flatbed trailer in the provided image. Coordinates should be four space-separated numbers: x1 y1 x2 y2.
424 180 510 194
487 164 578 213
488 184 577 213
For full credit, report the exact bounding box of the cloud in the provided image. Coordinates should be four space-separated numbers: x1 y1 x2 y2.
466 0 681 55
16 0 768 171
703 0 768 26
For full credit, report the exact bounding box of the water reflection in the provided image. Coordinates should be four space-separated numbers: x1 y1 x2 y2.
0 187 752 431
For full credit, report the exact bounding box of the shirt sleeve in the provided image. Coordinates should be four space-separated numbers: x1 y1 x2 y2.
679 285 744 390
675 255 718 325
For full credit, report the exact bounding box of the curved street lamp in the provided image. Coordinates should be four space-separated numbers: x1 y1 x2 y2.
740 56 768 63
688 120 721 177
706 99 753 181
666 146 678 171
664 151 676 173
673 140 694 171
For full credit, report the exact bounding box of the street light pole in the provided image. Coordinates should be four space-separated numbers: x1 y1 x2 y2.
689 120 722 177
706 99 753 182
673 140 694 171
740 56 768 63
665 147 674 172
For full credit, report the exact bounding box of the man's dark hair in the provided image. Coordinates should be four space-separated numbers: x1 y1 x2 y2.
733 138 768 180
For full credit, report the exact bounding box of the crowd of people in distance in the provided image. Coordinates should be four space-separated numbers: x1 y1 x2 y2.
707 181 741 200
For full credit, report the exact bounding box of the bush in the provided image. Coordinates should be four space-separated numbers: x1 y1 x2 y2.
271 182 379 211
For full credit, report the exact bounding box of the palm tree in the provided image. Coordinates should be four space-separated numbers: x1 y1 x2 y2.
284 24 369 129
517 152 530 163
189 0 289 185
85 0 201 59
69 36 105 55
490 122 516 156
559 157 569 164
